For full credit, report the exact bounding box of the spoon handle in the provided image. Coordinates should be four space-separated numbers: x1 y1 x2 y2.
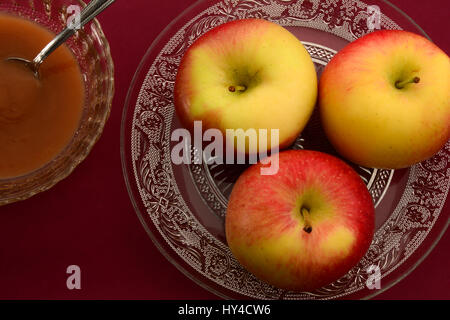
32 0 115 68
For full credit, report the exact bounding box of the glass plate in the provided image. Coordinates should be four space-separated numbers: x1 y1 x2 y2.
121 0 449 299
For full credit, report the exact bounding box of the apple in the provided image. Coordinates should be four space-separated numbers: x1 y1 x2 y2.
174 18 317 155
319 30 450 169
225 150 375 291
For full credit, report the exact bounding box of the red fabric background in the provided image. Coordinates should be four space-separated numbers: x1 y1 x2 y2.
0 0 448 299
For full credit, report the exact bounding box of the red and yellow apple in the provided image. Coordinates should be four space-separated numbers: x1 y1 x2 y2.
225 150 375 291
319 30 450 169
174 18 317 154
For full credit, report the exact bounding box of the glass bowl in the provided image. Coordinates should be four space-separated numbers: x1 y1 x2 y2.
121 0 449 299
0 0 114 206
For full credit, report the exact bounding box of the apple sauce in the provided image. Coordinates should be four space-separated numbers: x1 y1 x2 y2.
0 14 84 179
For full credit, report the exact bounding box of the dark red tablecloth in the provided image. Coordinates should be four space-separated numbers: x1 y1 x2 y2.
0 0 448 300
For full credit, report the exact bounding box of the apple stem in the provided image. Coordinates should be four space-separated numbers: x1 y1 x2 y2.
301 207 312 234
229 85 247 93
395 76 420 89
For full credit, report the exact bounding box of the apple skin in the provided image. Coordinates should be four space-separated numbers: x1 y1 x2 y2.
225 150 375 291
174 18 317 154
319 30 450 169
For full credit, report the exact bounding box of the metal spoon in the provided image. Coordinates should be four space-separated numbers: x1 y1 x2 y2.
5 0 115 79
